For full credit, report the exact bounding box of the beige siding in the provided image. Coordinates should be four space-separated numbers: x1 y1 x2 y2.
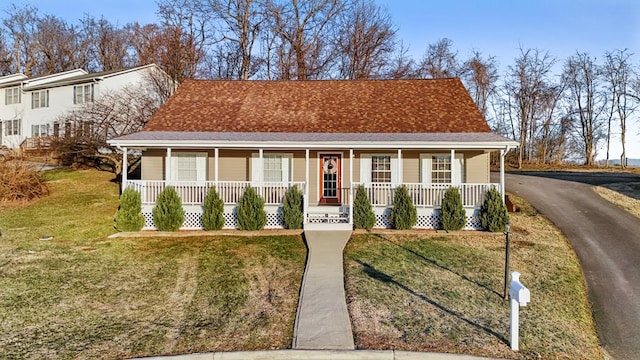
141 149 164 180
465 151 489 183
292 152 306 182
402 151 420 183
219 150 250 181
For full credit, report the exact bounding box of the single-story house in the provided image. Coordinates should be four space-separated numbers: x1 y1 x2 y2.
108 79 518 230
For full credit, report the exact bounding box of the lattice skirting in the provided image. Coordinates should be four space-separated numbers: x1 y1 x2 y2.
142 205 284 230
141 206 482 230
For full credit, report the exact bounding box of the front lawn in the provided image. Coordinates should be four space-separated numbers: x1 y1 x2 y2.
345 195 603 359
0 169 305 359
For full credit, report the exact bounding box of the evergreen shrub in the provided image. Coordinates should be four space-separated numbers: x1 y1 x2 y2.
152 186 185 231
202 186 225 230
282 185 304 229
389 185 417 230
440 186 466 231
354 184 376 230
114 187 145 232
479 186 509 232
237 186 267 230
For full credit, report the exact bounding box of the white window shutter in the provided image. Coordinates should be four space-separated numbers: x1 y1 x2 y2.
360 154 371 184
390 155 398 185
196 152 207 182
251 153 260 186
421 154 432 184
453 154 464 184
282 154 292 183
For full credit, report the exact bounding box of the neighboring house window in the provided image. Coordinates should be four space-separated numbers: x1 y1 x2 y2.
5 87 21 105
31 90 49 108
168 152 207 182
431 155 451 183
74 84 93 104
32 124 48 137
371 155 392 183
4 119 20 136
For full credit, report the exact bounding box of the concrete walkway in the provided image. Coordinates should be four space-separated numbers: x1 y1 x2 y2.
137 349 499 359
292 230 355 350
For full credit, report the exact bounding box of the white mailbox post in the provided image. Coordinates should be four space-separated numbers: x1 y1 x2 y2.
509 272 530 351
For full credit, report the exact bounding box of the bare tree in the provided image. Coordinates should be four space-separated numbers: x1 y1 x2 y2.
603 49 636 168
562 52 606 166
336 0 396 79
51 83 165 179
81 16 131 72
264 0 344 80
0 27 11 75
503 48 556 168
3 4 39 75
461 50 499 117
209 0 263 80
417 38 461 79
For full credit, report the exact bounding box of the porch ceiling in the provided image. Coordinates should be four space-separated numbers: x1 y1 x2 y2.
108 131 518 150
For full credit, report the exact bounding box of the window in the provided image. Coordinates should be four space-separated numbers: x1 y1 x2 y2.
251 153 292 184
431 155 451 183
5 87 21 105
168 152 207 182
264 155 283 182
74 84 93 104
420 153 465 184
4 119 20 136
32 124 48 137
31 90 49 108
371 155 391 183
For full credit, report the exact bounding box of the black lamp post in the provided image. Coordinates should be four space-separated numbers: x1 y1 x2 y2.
503 219 511 300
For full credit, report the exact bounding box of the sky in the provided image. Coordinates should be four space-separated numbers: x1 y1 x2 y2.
4 0 640 160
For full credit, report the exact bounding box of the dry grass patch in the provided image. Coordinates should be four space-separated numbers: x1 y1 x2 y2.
345 194 602 359
594 183 640 219
0 169 305 359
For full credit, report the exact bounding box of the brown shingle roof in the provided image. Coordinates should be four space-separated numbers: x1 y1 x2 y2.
142 78 490 133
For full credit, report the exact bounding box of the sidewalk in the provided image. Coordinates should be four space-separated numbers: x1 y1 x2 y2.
136 349 499 359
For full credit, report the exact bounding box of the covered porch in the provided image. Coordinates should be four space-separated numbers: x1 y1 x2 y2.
120 144 510 230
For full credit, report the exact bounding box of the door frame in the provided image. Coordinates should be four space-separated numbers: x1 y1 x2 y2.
318 152 343 205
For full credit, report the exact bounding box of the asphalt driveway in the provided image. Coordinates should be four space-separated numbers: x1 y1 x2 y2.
502 171 640 359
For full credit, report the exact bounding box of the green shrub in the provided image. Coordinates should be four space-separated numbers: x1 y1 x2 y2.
282 185 304 229
389 185 417 230
237 185 267 230
202 186 225 230
114 187 145 232
152 186 185 231
479 186 509 232
354 185 376 230
440 186 466 231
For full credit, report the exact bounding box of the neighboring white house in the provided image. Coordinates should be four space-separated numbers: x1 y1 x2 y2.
0 64 167 148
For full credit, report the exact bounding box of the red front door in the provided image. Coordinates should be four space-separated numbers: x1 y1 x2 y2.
319 154 341 204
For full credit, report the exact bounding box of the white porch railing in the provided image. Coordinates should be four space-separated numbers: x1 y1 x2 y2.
125 180 305 205
354 182 498 208
125 180 497 208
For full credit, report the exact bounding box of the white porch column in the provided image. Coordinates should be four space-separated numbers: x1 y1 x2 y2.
121 147 128 193
451 149 456 185
349 148 354 226
214 148 219 185
258 148 264 196
304 149 309 225
500 148 506 203
397 149 403 185
166 147 172 181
